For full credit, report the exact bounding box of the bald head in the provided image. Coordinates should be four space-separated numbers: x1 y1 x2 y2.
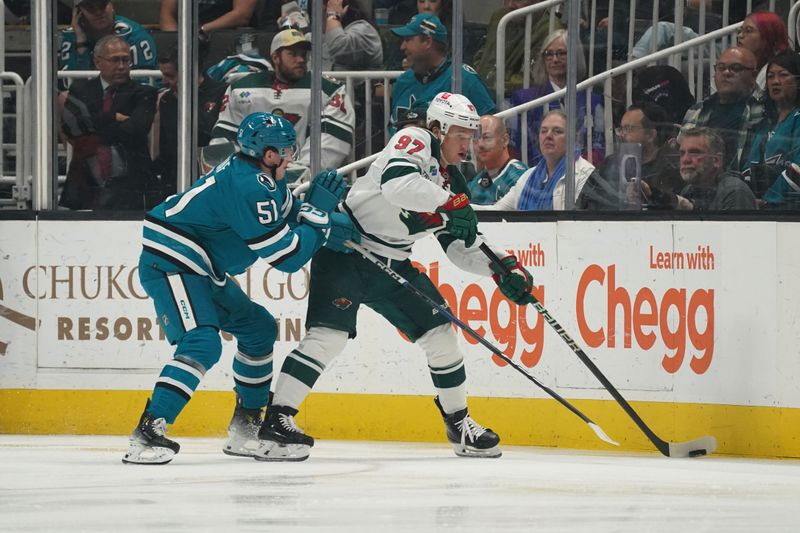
474 115 510 171
715 47 758 103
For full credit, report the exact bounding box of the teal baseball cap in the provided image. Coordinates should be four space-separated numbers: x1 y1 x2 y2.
391 14 448 44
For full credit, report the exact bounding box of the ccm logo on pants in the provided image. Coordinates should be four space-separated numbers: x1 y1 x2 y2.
167 274 198 331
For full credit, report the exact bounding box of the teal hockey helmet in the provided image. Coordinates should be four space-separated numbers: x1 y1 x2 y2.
237 112 297 159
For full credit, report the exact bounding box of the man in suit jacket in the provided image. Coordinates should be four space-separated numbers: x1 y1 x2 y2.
61 34 157 210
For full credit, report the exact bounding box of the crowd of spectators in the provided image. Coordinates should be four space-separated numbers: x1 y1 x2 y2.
2 0 797 212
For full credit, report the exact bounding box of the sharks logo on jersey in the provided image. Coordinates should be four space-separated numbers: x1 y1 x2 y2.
257 173 277 191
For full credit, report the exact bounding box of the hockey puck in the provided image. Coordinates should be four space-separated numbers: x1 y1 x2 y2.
688 449 706 457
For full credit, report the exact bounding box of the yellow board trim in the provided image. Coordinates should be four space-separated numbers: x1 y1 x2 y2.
1 389 799 458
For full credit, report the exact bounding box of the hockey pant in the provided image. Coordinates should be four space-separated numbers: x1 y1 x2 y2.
139 264 277 423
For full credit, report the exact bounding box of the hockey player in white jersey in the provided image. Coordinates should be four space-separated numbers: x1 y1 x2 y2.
255 92 535 461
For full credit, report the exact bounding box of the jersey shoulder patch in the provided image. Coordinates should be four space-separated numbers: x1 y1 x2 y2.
113 19 134 37
257 173 277 192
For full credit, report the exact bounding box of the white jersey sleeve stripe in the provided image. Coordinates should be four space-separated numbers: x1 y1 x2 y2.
165 176 216 217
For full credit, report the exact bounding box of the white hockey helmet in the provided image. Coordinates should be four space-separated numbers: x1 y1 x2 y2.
426 92 480 135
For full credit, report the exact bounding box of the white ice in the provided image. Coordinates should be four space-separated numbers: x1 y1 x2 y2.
1 435 799 533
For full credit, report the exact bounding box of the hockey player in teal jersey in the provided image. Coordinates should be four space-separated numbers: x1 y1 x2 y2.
256 93 534 461
122 112 346 465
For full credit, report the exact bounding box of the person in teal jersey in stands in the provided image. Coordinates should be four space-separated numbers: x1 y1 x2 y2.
745 50 800 204
389 14 495 135
59 0 156 73
468 115 527 205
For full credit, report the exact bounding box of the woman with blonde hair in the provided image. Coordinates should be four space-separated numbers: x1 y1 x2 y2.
509 30 604 166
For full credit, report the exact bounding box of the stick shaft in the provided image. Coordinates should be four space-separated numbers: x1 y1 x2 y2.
346 240 614 441
480 243 675 455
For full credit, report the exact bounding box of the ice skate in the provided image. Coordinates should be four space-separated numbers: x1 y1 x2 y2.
122 401 180 465
435 397 501 458
253 404 314 462
222 396 264 457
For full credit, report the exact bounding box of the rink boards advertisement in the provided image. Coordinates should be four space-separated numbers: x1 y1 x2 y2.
2 219 800 456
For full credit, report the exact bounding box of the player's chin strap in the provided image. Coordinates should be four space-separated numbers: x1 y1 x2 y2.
479 242 717 458
343 239 619 448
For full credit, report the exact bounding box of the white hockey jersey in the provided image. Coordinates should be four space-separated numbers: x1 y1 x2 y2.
211 71 355 171
344 126 495 276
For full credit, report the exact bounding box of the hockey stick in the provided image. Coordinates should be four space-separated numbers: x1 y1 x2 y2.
345 240 619 447
480 243 717 458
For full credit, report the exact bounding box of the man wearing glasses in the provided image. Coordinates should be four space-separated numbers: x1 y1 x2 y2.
680 47 765 171
60 35 158 210
640 127 756 211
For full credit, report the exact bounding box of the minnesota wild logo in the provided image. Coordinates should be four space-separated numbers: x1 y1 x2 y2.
399 209 445 235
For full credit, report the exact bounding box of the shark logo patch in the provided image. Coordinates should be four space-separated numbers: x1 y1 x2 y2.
257 173 277 191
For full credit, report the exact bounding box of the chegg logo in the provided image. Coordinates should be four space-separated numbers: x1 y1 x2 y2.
576 264 714 374
411 261 545 369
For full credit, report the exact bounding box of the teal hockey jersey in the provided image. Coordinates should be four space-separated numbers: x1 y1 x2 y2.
390 61 496 135
141 154 325 284
59 15 157 72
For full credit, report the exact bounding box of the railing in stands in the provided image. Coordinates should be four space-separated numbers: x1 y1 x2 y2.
494 0 751 164
0 72 26 209
495 21 743 187
336 22 745 183
322 70 403 165
789 0 800 50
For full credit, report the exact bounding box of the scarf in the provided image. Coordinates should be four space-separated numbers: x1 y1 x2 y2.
517 156 566 210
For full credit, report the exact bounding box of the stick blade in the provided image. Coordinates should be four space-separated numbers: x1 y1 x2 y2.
588 423 620 446
666 436 717 458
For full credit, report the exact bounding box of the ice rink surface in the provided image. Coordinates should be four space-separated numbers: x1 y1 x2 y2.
1 435 799 533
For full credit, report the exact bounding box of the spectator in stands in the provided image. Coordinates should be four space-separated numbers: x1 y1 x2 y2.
509 30 604 166
204 32 273 84
468 115 528 205
736 12 790 89
472 0 562 98
630 65 694 126
211 29 355 181
578 103 683 210
391 98 429 130
155 44 228 197
159 0 258 33
321 0 383 71
277 1 311 37
60 35 158 210
382 0 453 70
375 0 452 27
680 47 765 171
478 111 596 211
744 50 800 200
59 0 156 73
389 14 495 134
672 127 757 210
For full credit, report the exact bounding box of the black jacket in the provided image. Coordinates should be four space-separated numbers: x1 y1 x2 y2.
60 76 157 210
